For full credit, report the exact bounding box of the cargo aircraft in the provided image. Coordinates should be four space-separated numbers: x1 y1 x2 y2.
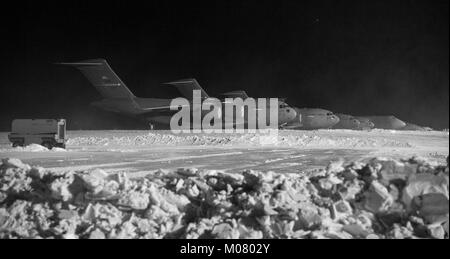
59 59 297 130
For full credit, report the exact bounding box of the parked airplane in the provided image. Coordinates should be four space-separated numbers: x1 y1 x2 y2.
218 90 297 128
358 116 406 130
218 91 339 130
354 117 375 130
59 59 297 129
400 123 432 131
333 114 361 129
283 108 340 130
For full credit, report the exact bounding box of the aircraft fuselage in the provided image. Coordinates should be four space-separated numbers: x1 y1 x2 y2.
91 97 296 129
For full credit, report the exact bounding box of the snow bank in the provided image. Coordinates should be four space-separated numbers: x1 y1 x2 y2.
0 156 448 239
0 144 67 153
65 131 412 148
13 144 50 152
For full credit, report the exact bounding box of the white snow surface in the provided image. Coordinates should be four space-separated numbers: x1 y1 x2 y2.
0 129 448 176
7 144 67 152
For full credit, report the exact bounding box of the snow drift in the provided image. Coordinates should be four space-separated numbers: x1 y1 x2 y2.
0 156 448 239
65 130 413 148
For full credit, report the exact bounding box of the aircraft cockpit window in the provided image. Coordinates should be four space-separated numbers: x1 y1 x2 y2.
326 112 333 116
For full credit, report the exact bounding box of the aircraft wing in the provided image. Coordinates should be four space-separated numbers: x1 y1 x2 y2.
281 122 303 129
164 78 209 100
139 106 175 111
138 104 191 111
131 104 190 116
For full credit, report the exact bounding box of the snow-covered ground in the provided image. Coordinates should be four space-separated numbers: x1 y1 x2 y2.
0 129 448 176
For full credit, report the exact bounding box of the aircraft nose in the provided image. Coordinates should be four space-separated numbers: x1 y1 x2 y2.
330 115 339 122
280 107 296 121
287 108 297 120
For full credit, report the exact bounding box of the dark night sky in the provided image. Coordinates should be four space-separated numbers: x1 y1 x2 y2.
1 0 448 130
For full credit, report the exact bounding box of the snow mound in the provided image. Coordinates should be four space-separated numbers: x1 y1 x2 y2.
52 147 67 152
67 133 252 146
0 144 67 153
0 156 448 239
2 144 67 152
13 144 49 152
66 131 412 148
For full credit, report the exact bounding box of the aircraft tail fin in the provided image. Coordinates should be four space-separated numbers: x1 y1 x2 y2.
220 90 249 99
164 78 209 100
58 59 136 100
